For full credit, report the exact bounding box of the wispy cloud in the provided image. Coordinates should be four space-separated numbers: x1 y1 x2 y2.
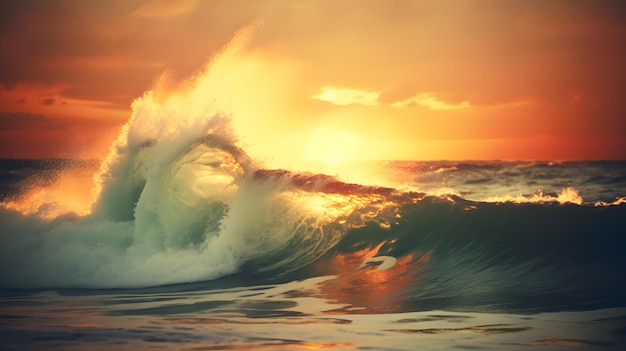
312 87 380 106
312 88 471 111
391 93 471 110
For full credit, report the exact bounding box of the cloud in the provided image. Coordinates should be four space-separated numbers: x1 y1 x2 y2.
391 93 471 110
312 87 471 111
311 87 380 106
42 98 55 106
0 112 65 130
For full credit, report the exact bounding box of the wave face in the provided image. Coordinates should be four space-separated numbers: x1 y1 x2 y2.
277 196 626 313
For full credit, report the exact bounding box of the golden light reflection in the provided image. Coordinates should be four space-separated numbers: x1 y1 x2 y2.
296 192 387 224
311 243 432 314
256 168 399 226
483 187 583 205
594 196 626 207
0 165 98 219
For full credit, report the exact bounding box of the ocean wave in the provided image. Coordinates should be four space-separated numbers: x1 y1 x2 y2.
0 28 624 315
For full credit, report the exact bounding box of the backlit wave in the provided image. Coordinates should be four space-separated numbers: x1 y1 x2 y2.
0 26 624 292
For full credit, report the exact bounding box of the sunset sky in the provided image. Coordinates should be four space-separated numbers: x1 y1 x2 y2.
1 0 625 161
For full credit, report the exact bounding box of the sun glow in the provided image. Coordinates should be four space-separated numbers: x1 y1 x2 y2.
1 164 98 219
305 128 360 165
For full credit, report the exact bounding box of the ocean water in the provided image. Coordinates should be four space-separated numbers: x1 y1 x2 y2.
1 154 625 351
2 33 626 350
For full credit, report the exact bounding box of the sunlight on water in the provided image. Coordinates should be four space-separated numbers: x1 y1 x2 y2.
595 196 626 206
294 192 389 225
1 277 625 351
314 245 429 314
483 186 583 205
0 163 97 219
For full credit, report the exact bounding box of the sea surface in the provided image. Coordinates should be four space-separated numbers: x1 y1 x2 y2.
1 156 625 351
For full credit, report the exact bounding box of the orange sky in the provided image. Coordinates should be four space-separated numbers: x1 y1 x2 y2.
1 0 625 161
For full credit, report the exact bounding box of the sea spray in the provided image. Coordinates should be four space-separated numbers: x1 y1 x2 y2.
0 27 349 288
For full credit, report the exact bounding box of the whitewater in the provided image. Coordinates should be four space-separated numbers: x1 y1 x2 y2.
1 30 626 350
